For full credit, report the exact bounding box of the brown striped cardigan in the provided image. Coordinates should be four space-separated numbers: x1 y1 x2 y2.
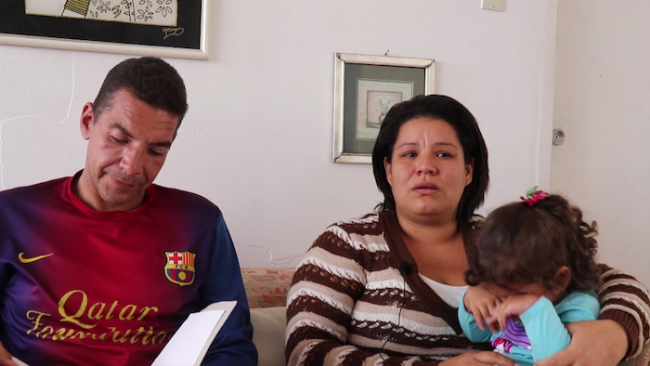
286 211 650 366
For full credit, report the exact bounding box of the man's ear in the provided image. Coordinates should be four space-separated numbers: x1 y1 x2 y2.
80 102 95 140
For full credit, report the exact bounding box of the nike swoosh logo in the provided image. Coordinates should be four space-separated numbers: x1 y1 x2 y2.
18 252 53 264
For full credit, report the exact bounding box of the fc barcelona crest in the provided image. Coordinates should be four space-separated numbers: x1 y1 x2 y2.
164 251 196 286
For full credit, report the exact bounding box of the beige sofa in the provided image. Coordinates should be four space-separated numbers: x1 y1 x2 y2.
242 268 294 366
241 268 650 366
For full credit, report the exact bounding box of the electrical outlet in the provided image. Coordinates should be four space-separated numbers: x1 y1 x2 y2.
481 0 505 11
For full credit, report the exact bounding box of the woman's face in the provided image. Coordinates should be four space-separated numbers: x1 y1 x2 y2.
384 117 473 224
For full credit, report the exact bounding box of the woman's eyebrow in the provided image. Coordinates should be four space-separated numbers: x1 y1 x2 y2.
395 141 459 149
395 142 417 149
433 142 458 149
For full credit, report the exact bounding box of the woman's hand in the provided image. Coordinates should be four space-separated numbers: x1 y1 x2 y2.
534 320 627 366
464 286 502 332
490 294 540 331
439 351 517 366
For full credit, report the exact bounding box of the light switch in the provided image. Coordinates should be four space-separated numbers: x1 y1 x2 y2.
481 0 506 11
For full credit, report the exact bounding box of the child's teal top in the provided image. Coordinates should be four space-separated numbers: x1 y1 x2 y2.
458 290 600 366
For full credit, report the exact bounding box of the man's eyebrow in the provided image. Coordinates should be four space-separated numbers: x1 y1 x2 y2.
111 122 134 139
111 122 172 148
151 141 172 148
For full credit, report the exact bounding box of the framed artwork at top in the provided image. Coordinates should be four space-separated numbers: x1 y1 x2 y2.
0 0 209 60
332 53 435 164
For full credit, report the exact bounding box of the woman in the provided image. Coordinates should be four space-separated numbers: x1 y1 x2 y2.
285 95 649 365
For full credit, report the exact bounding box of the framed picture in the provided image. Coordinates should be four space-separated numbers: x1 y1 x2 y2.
332 53 435 164
0 0 210 60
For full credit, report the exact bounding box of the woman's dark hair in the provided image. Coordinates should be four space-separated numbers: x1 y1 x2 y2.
465 194 602 293
93 57 188 130
372 94 489 228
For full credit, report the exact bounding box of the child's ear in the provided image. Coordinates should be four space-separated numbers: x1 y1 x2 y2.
555 266 572 289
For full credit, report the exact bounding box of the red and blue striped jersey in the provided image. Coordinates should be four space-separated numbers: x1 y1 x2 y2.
0 173 256 365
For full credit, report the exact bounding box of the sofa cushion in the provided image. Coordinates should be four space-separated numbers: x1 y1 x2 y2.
242 268 295 308
250 306 286 366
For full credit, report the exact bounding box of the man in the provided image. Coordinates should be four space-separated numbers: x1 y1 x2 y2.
0 57 257 365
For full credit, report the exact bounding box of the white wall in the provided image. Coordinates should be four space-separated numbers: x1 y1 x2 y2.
0 0 554 268
552 0 650 285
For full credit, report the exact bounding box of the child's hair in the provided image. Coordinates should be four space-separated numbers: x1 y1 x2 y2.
465 193 602 293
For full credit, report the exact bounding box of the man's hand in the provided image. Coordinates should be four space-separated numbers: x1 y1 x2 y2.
0 341 17 366
535 320 627 366
439 351 517 366
464 286 502 332
489 294 540 331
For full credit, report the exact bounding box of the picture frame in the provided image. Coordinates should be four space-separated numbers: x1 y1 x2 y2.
332 53 435 164
0 0 210 60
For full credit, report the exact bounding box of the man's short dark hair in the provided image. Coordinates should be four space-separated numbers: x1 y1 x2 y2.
93 57 188 129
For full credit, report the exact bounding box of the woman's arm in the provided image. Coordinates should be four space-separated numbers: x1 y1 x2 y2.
597 264 650 359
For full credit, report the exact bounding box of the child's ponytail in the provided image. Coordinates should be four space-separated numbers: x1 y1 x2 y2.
530 194 602 291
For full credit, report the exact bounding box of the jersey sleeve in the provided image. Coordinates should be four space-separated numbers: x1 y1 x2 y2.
198 214 257 366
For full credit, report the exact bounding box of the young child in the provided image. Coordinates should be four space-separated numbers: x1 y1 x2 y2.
458 187 602 366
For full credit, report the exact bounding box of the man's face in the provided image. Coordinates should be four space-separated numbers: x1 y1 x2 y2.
76 89 179 212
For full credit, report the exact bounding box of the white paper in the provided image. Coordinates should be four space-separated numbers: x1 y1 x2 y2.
152 301 237 366
12 357 29 366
